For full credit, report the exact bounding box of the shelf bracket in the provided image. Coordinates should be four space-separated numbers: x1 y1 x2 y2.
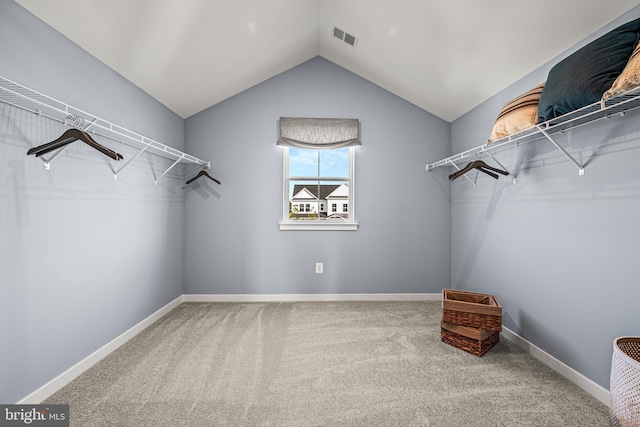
536 124 585 175
449 160 476 188
39 143 70 170
155 155 184 185
114 142 151 180
485 152 516 184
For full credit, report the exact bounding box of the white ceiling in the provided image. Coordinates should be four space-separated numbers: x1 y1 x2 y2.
14 0 640 122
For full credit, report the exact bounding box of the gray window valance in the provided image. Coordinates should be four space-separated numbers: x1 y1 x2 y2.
276 117 361 150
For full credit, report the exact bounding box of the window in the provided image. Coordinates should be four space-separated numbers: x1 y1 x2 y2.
281 147 356 230
277 117 359 231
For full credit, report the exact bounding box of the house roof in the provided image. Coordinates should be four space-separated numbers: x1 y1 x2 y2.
292 184 341 200
14 1 640 122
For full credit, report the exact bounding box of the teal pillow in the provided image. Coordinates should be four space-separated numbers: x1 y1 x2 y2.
538 17 640 123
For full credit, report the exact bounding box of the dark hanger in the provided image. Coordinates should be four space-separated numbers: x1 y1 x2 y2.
449 160 509 181
27 128 123 161
186 169 220 185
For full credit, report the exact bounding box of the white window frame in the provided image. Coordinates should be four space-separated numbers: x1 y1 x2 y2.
280 147 357 231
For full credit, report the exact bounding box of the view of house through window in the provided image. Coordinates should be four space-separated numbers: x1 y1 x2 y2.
285 147 353 222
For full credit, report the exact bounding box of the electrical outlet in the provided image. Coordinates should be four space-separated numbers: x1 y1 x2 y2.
315 262 323 274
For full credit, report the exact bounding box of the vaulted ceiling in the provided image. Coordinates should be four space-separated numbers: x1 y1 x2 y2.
14 0 640 122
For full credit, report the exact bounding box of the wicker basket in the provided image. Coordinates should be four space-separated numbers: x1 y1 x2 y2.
442 289 502 331
610 337 640 427
441 321 499 357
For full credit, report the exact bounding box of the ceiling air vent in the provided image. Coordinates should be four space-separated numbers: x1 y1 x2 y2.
332 25 358 48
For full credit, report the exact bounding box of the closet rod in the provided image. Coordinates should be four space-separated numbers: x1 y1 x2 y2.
0 75 210 177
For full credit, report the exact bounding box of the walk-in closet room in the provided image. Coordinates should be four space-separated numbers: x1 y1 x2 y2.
2 1 640 425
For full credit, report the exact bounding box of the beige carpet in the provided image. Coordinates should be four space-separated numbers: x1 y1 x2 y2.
44 301 609 426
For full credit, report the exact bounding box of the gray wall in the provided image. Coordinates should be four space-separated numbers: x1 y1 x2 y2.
184 57 451 295
0 1 186 403
449 6 640 389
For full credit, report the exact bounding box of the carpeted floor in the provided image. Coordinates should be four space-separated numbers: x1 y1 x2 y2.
44 301 609 426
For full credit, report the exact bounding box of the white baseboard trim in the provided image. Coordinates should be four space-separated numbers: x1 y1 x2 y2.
24 294 607 409
18 295 184 404
500 326 610 407
17 293 437 403
183 293 442 302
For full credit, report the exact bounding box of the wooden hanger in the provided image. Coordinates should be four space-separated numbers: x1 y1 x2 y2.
449 160 509 181
186 169 220 185
27 128 123 161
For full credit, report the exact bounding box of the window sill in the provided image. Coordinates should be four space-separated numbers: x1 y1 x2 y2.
279 222 358 231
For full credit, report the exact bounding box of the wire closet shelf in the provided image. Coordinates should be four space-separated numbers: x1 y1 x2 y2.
0 75 210 182
426 87 640 177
